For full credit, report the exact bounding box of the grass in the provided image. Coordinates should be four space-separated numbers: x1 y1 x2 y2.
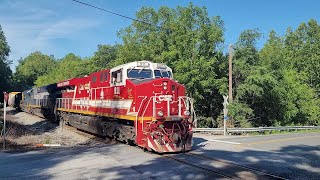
44 136 51 144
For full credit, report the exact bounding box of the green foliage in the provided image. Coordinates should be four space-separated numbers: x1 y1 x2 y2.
7 6 320 128
35 53 92 86
196 116 216 128
14 52 56 89
0 25 12 101
231 20 320 127
228 102 253 127
284 19 320 94
89 44 119 72
275 70 320 126
116 3 226 122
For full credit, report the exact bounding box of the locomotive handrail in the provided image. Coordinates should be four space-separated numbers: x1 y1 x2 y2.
56 98 90 110
141 95 194 121
141 96 154 133
140 96 154 119
29 98 56 107
90 86 120 100
136 96 147 138
178 96 191 116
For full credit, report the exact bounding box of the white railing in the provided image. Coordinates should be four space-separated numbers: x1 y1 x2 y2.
193 126 320 133
90 86 114 100
30 98 50 107
56 98 90 111
140 95 194 120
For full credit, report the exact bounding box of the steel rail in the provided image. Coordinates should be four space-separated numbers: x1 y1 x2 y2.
187 152 288 180
162 154 233 179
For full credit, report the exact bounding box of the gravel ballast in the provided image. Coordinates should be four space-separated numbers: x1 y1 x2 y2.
1 107 106 151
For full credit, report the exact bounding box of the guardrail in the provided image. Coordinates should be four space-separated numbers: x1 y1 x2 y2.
193 126 320 133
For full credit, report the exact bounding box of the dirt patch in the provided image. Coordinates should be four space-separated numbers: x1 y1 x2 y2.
1 108 111 151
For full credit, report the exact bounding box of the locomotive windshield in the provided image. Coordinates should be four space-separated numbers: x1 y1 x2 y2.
154 70 172 78
127 69 153 79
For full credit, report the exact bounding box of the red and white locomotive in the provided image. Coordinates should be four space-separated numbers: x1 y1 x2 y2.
23 61 194 153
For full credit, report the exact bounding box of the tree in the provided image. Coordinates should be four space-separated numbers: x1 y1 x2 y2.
259 29 320 126
230 26 320 127
284 19 320 95
116 4 227 127
230 29 264 127
14 52 56 89
0 25 12 101
88 44 119 72
35 53 92 86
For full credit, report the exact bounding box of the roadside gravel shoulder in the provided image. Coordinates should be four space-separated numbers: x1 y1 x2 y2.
1 108 103 151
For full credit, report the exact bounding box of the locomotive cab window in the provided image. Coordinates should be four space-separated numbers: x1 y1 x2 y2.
154 70 172 78
127 69 152 79
111 69 123 84
92 76 97 83
100 71 109 82
100 72 105 82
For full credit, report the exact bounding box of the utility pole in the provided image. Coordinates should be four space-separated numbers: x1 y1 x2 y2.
228 44 233 104
228 45 234 127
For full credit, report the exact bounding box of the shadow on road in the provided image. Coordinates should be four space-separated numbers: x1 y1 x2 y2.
0 136 319 179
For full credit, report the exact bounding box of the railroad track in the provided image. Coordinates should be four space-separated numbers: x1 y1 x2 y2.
62 125 287 179
162 154 233 179
61 125 118 145
188 152 287 179
161 152 287 180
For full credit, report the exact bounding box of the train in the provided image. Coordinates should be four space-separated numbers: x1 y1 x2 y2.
11 61 195 153
3 92 21 109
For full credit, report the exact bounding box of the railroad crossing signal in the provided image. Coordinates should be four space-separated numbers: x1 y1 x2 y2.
223 95 229 121
223 95 228 108
223 95 229 136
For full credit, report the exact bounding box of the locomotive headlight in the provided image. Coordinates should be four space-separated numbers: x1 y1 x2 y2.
163 81 168 90
184 110 190 116
157 111 164 117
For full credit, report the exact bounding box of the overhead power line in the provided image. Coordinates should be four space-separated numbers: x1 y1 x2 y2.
71 0 159 28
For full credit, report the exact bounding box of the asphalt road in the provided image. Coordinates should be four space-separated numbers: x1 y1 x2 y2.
196 132 320 151
193 132 320 179
0 132 319 179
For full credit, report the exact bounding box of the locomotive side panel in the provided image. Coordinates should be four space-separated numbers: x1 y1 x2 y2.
26 61 195 153
20 84 59 120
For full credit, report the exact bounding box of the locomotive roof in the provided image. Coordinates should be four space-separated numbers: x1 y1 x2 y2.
110 61 150 71
110 61 172 72
23 83 58 94
57 61 173 88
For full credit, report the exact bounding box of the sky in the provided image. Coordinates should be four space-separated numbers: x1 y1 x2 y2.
1 0 320 71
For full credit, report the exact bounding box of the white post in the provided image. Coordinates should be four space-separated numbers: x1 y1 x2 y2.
223 95 229 136
2 97 7 150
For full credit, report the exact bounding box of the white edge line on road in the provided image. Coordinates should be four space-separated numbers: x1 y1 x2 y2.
208 139 241 145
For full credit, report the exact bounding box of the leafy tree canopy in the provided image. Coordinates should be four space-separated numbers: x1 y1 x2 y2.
35 53 91 86
14 51 56 89
0 25 12 101
8 6 320 127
